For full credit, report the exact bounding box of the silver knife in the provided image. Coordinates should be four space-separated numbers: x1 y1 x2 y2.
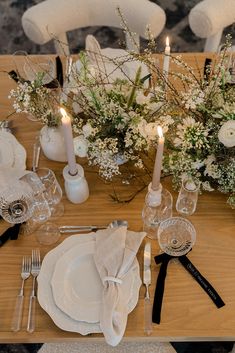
143 242 152 335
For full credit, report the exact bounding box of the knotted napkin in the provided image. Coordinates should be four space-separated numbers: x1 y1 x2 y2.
94 226 145 346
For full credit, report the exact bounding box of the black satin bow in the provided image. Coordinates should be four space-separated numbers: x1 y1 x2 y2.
152 252 225 324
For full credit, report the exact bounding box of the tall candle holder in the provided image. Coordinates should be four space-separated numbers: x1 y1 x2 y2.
142 183 173 240
63 164 89 204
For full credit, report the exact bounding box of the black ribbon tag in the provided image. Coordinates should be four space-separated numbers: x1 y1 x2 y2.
152 252 225 324
0 223 21 247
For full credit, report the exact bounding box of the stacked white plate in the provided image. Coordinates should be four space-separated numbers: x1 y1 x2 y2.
37 233 142 335
0 131 26 170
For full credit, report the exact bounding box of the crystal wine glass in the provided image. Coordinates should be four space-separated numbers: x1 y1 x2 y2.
157 217 196 257
0 180 33 224
36 168 64 218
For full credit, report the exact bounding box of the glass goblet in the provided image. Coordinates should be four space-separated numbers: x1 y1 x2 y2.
157 217 196 257
0 180 33 224
36 168 64 218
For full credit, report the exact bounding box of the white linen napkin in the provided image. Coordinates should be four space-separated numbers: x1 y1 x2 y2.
94 226 146 346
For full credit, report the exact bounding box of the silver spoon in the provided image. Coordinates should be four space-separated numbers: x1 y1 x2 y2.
59 219 128 233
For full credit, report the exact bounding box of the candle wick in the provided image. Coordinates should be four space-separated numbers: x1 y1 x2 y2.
69 169 78 177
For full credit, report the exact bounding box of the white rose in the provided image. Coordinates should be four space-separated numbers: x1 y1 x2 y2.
73 135 88 158
218 120 235 147
82 123 93 138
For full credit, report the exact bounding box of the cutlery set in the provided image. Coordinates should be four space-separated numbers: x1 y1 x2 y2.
10 242 153 335
11 249 41 333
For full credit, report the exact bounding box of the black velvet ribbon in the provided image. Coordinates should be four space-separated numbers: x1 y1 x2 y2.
0 223 21 247
152 252 225 324
9 56 63 88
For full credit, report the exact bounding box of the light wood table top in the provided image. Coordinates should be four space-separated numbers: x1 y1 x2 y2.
0 54 234 343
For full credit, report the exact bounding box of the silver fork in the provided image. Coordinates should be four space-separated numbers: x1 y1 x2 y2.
27 249 41 333
11 256 31 332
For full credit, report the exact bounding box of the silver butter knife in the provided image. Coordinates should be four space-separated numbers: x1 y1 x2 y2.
143 242 152 335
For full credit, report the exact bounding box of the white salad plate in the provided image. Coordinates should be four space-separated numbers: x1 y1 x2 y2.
0 131 26 170
37 233 141 335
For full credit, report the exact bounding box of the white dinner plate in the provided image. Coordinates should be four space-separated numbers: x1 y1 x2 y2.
0 136 14 168
51 238 137 323
37 233 141 335
0 131 26 170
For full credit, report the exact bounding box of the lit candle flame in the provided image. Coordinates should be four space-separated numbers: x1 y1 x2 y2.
157 126 163 139
60 107 67 118
166 36 170 47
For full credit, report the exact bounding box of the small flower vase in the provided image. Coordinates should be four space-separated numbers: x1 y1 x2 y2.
40 125 67 162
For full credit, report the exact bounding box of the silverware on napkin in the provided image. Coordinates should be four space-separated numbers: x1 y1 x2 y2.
143 242 152 335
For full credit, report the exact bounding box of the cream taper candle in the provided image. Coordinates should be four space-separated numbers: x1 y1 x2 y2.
60 107 78 176
163 36 170 80
152 126 165 191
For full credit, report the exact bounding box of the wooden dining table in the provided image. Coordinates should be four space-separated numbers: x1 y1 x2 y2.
0 53 234 344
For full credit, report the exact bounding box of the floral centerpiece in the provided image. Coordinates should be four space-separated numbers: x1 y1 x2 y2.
65 51 173 180
158 39 235 208
7 32 235 207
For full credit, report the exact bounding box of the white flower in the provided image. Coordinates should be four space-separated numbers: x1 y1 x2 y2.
73 135 88 157
136 92 151 105
82 124 93 138
218 120 235 147
144 122 158 140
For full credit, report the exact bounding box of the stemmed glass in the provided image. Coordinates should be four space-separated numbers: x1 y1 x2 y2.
157 217 196 257
19 170 62 245
36 168 64 218
34 168 63 245
0 180 33 224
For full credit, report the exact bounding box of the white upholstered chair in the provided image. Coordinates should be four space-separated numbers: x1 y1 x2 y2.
21 0 166 54
189 0 235 52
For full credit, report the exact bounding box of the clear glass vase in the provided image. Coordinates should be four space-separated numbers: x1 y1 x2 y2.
142 183 173 240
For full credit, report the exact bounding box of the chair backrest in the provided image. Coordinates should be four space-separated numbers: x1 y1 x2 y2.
189 0 235 52
22 0 166 54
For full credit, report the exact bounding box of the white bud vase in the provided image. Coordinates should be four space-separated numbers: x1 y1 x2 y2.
40 125 67 162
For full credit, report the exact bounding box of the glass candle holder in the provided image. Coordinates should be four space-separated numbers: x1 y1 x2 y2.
176 176 200 216
142 183 173 240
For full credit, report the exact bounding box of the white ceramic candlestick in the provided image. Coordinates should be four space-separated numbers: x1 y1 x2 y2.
152 126 165 191
163 36 170 80
63 164 89 204
60 107 78 176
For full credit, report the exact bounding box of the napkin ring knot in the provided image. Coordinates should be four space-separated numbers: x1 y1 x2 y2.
103 276 122 285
